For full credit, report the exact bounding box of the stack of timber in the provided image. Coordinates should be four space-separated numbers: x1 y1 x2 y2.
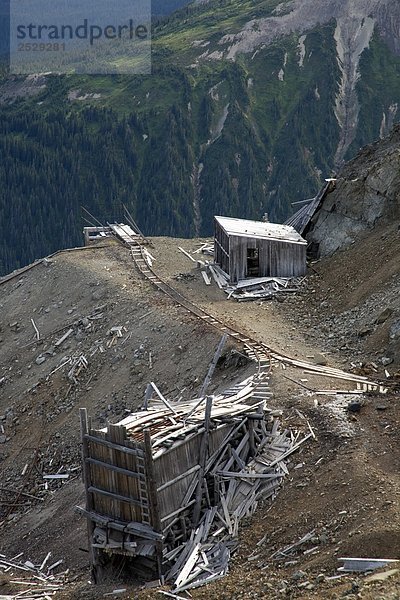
78 368 312 588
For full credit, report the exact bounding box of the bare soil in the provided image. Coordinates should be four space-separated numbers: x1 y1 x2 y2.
0 229 399 599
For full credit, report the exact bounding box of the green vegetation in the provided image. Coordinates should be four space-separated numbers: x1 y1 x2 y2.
1 0 400 274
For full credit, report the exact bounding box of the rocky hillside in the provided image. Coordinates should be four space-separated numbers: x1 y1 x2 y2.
0 234 399 599
306 123 400 256
1 0 400 274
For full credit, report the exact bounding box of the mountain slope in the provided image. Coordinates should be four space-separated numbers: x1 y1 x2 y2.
306 123 400 256
1 0 400 274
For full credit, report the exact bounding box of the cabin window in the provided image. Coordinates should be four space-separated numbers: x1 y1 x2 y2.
247 247 259 277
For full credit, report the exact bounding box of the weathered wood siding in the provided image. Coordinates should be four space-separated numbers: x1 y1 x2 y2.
84 425 147 524
83 419 232 537
154 424 231 527
214 221 230 275
228 235 306 283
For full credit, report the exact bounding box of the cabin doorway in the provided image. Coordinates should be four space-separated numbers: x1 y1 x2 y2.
247 247 259 277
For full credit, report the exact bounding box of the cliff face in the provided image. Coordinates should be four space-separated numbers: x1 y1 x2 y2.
376 0 400 55
307 124 400 256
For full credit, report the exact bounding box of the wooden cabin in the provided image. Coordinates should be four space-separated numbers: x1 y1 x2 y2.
214 216 307 283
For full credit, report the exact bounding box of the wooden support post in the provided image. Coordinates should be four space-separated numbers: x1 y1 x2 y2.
192 396 213 527
199 335 228 398
143 383 153 409
248 418 256 459
144 430 163 579
180 516 187 542
80 408 101 582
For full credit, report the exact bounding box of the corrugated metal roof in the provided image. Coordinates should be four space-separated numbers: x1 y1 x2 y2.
214 216 307 245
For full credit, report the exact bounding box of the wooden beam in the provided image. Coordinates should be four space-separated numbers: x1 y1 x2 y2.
178 246 196 262
248 419 256 458
84 434 144 457
150 382 178 415
88 486 142 506
161 500 196 524
85 457 145 479
75 506 163 540
199 335 228 399
157 465 201 493
79 408 99 581
144 430 163 578
216 471 284 479
192 396 213 526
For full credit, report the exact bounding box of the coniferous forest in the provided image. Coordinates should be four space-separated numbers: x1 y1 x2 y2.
1 0 400 275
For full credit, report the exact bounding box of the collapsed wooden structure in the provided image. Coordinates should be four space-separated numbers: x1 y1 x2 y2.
214 216 307 284
83 226 113 245
84 222 148 247
77 363 311 589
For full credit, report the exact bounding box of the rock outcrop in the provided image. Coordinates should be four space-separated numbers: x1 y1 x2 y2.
307 124 400 256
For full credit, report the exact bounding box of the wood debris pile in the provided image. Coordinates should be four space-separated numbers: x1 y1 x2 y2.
207 264 305 300
165 417 312 592
224 276 306 301
0 551 67 599
79 360 315 590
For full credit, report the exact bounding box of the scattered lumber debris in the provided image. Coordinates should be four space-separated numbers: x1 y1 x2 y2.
338 557 399 573
77 361 315 589
178 247 196 263
67 354 88 383
0 552 67 598
201 271 211 286
192 241 214 256
225 276 305 301
268 530 316 561
204 261 305 301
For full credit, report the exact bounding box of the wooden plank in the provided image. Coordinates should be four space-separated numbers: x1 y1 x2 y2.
150 382 178 415
201 271 211 285
216 471 284 479
268 433 313 467
84 434 144 457
144 430 162 532
178 247 196 262
161 500 196 524
199 335 228 399
75 507 163 540
208 265 225 289
338 558 398 572
85 458 144 479
174 544 201 589
248 419 256 458
157 465 201 493
220 495 233 535
54 328 74 347
80 409 101 580
88 486 143 506
192 396 213 526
